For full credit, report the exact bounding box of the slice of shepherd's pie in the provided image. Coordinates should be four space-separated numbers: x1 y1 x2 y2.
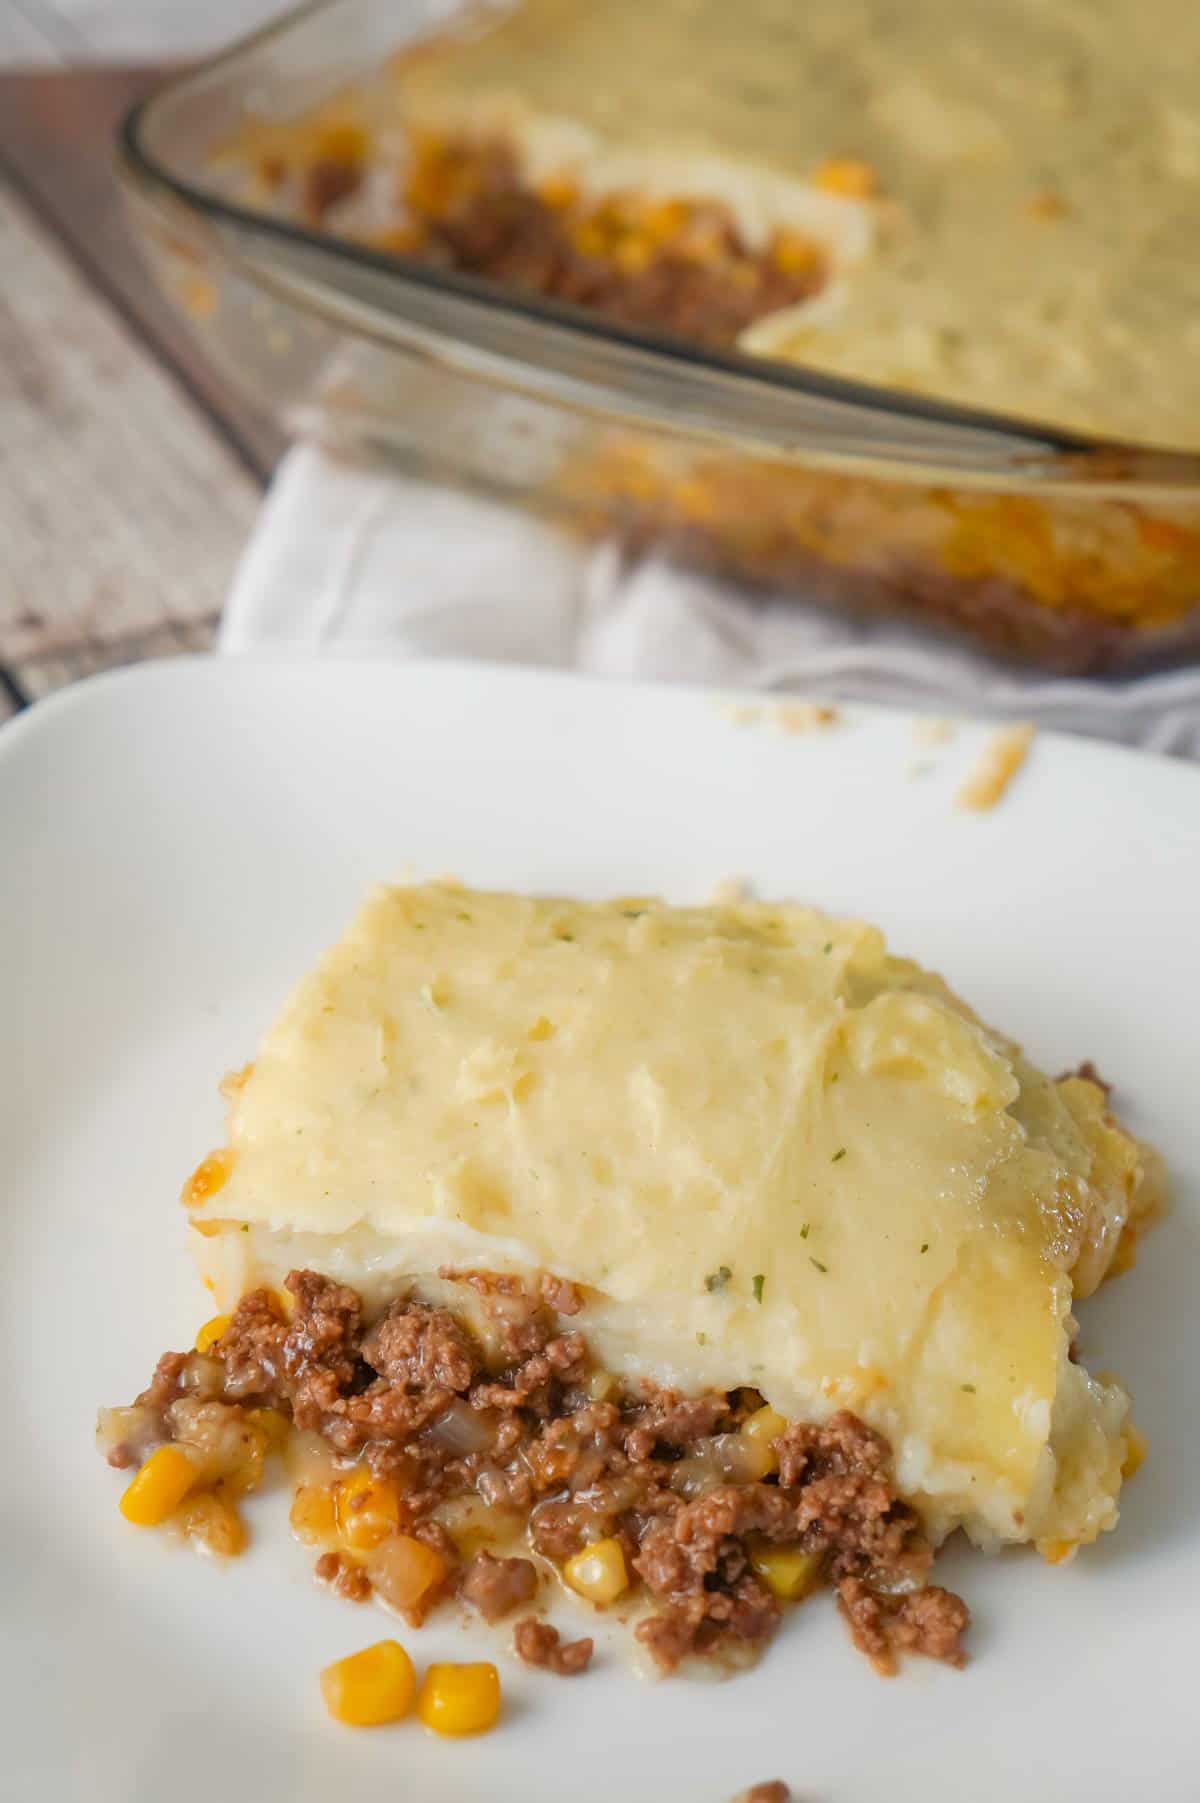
99 884 1163 1683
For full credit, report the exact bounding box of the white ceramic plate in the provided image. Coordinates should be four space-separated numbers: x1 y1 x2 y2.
3 659 1198 1803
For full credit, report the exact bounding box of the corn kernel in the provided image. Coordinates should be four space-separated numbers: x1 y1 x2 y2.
771 228 820 276
119 1445 198 1526
314 119 369 169
180 1491 246 1558
748 1537 822 1601
814 155 877 198
321 1639 415 1727
194 1314 230 1354
739 1404 787 1478
1122 1423 1148 1480
563 1536 628 1605
536 173 578 211
181 1149 234 1208
416 1662 501 1737
290 1482 338 1544
246 1406 290 1456
1040 1538 1078 1566
335 1466 401 1551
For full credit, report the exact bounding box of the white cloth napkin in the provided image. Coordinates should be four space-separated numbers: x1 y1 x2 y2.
222 444 1200 758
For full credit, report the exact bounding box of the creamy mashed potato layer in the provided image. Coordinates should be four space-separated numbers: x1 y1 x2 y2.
188 884 1162 1553
387 0 1200 450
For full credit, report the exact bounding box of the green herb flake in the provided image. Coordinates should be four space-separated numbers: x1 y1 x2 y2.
823 942 833 954
456 912 472 923
831 1147 847 1163
705 1266 732 1294
809 1257 828 1274
920 1242 929 1254
696 1332 707 1347
799 1222 810 1239
752 1274 765 1304
961 1383 976 1394
241 1223 250 1233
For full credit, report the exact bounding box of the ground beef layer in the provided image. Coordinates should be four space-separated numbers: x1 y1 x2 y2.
293 132 828 350
100 1267 968 1676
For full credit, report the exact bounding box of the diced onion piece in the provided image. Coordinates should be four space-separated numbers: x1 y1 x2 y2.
369 1534 447 1614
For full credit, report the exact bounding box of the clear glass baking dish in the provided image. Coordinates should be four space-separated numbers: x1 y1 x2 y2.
115 0 1200 672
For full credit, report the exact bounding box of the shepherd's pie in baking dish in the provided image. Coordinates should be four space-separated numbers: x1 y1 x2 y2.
100 884 1163 1681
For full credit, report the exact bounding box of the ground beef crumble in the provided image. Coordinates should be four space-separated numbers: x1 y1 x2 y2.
460 1550 539 1623
513 1617 594 1676
105 1266 968 1676
315 1549 372 1603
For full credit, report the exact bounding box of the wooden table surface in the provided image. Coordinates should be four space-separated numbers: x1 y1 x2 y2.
0 61 287 724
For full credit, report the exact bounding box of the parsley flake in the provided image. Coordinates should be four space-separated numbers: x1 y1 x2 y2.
961 1383 976 1394
705 1266 732 1294
920 1242 929 1254
823 942 833 954
809 1257 828 1274
696 1332 707 1346
831 1147 847 1163
799 1222 811 1239
752 1274 765 1304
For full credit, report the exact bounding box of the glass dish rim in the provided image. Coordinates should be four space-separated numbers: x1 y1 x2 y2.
115 0 1200 501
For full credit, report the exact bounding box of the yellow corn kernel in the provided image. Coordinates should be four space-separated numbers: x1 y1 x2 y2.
321 1639 415 1727
1040 1538 1078 1566
119 1445 198 1526
290 1482 338 1544
181 1149 233 1208
194 1314 230 1354
739 1404 787 1478
314 119 369 169
613 236 654 273
771 227 820 276
747 1538 822 1601
246 1406 290 1456
563 1536 628 1605
416 1662 501 1737
814 155 877 198
335 1466 401 1551
1122 1423 1148 1480
536 173 578 211
180 1491 246 1558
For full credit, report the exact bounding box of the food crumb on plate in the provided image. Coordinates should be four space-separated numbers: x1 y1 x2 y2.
913 716 956 746
773 701 839 735
957 722 1036 811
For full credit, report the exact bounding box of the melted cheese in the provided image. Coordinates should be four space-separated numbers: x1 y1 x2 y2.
189 884 1162 1549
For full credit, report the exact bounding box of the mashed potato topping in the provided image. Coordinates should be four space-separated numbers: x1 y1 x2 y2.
190 884 1162 1554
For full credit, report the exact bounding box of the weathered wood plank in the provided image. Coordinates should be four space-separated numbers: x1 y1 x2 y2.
16 614 220 699
0 65 285 482
0 182 259 666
